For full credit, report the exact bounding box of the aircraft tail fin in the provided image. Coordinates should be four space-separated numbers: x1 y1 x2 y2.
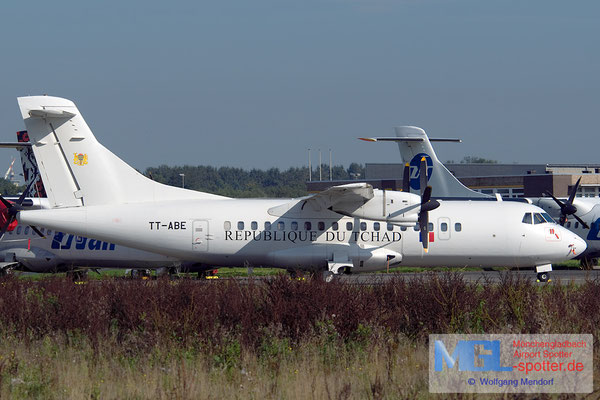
16 130 47 198
393 126 490 198
17 96 223 207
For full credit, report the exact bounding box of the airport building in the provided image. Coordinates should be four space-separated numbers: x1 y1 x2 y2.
307 163 600 198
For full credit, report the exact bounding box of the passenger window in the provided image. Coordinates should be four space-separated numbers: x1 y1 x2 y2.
332 222 339 231
360 222 367 231
224 221 231 231
533 213 545 224
318 221 325 231
40 227 45 234
428 223 434 231
441 222 448 232
47 230 52 236
237 221 244 230
522 213 532 224
455 223 462 232
277 221 285 231
346 222 353 231
264 222 272 231
575 222 580 229
413 225 419 231
16 226 22 235
401 226 407 231
387 223 394 231
24 227 29 235
251 221 258 230
373 222 380 231
304 221 312 231
566 222 571 228
291 221 298 231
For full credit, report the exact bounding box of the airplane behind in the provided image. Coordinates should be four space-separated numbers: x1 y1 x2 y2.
0 132 207 277
361 125 600 269
8 96 586 282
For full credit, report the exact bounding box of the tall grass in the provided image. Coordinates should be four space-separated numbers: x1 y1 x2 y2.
0 273 599 398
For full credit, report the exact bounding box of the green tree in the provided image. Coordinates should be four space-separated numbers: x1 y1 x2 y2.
460 156 498 164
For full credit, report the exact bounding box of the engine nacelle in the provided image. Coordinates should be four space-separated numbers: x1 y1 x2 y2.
332 189 420 224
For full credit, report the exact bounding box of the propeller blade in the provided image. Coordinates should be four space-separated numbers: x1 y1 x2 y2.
573 214 590 230
29 226 46 238
419 211 429 251
419 157 427 197
402 163 410 192
422 185 432 205
16 178 37 206
545 191 566 209
567 177 581 206
0 196 12 209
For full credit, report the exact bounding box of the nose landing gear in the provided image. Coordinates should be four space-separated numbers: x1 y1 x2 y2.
536 264 552 283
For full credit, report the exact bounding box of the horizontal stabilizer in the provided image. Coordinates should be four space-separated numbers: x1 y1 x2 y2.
0 142 31 148
359 137 461 143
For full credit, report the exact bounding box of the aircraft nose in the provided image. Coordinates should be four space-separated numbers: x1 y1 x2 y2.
566 230 587 259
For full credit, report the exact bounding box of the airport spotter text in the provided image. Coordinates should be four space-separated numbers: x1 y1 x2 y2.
148 221 187 230
514 360 584 375
512 340 587 350
225 230 402 243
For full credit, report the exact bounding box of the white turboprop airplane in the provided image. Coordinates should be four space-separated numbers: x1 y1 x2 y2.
5 96 586 282
0 131 193 277
362 126 600 270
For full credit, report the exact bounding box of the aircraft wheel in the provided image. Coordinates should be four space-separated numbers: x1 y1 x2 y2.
537 272 549 283
67 270 88 282
322 270 335 283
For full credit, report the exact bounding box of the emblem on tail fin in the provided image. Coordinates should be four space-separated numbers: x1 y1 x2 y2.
409 153 433 190
73 153 88 166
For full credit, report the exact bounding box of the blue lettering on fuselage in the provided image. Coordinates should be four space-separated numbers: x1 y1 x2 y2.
586 219 600 241
51 232 116 251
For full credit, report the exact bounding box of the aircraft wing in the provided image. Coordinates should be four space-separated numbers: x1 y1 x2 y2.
304 183 374 212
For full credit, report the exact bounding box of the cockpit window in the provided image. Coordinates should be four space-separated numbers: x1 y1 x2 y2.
541 213 555 223
522 213 532 224
533 213 546 224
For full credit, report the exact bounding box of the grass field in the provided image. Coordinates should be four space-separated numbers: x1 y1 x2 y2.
0 272 598 399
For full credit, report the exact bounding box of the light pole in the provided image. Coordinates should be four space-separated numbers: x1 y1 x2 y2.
179 173 185 188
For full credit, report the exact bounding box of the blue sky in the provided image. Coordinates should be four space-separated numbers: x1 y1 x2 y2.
0 0 598 172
